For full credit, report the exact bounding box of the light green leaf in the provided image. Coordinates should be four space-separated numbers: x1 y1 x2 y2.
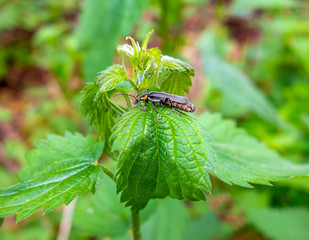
141 198 189 240
231 0 296 16
95 65 129 93
247 208 309 240
117 44 134 58
159 56 195 96
0 132 104 222
141 29 154 51
111 107 216 210
161 55 195 74
73 176 131 238
77 0 149 82
199 112 309 187
187 210 233 240
200 54 284 126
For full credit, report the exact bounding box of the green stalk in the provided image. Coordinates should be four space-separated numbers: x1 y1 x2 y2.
99 165 116 182
131 209 141 240
124 94 132 108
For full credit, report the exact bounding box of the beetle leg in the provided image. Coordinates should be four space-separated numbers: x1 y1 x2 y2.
172 108 182 116
151 101 160 124
141 99 148 111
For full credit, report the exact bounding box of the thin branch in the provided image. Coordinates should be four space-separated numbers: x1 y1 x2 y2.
57 197 77 240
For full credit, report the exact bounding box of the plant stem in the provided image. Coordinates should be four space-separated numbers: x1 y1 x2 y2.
99 165 116 182
124 95 132 108
131 209 141 240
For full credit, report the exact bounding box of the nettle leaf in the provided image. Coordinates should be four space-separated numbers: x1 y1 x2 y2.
141 198 189 240
161 55 195 74
159 72 192 96
200 53 284 126
247 208 309 240
73 176 131 238
159 56 195 96
141 29 154 51
111 106 216 210
199 112 309 187
77 0 149 82
117 43 134 58
95 65 129 92
0 132 104 222
81 83 127 154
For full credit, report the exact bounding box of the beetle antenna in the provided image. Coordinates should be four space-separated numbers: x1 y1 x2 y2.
138 87 151 96
113 93 136 99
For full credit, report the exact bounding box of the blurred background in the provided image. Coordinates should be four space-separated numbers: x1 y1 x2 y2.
0 0 309 239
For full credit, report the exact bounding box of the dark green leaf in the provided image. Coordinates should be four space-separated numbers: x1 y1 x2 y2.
199 112 309 187
111 107 216 210
159 72 192 96
77 0 149 82
81 83 127 154
0 132 104 222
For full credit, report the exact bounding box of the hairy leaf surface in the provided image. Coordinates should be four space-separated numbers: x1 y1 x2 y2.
96 65 129 93
0 132 104 222
159 56 195 96
111 107 216 210
81 83 127 154
199 112 309 187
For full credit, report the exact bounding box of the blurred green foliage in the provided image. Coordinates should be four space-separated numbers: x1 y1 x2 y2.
0 0 308 239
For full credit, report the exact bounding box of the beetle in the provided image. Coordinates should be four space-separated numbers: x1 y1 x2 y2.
136 91 196 113
115 90 196 123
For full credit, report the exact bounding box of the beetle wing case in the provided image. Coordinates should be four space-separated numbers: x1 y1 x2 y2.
148 91 188 104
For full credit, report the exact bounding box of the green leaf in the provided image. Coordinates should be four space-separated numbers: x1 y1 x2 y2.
159 56 195 95
117 44 134 58
199 112 309 187
141 29 154 51
73 176 131 238
0 132 104 222
95 65 129 93
247 208 309 240
187 210 233 240
200 53 284 126
231 0 296 17
77 0 149 82
141 198 189 240
111 107 216 210
81 83 127 154
159 72 192 96
161 55 195 74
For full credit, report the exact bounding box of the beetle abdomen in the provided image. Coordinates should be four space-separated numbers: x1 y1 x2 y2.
168 101 196 112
